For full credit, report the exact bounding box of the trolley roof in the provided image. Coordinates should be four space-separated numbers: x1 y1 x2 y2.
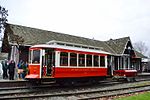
30 41 111 55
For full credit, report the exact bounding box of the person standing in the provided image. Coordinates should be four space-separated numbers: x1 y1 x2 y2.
22 61 28 79
0 62 3 79
8 60 16 80
17 60 23 79
1 59 8 79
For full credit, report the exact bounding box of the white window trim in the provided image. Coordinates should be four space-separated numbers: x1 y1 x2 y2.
85 54 87 67
56 51 60 67
39 49 43 78
68 52 70 67
92 55 94 67
77 53 79 67
99 56 100 67
105 56 107 68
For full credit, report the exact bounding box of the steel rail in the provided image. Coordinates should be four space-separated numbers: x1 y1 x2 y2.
0 82 150 99
78 88 150 100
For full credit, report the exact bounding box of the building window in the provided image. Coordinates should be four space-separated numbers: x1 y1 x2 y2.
100 56 105 67
60 52 68 66
78 54 85 67
94 55 99 67
86 54 92 67
70 53 77 66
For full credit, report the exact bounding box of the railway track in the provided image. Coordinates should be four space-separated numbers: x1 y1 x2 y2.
0 80 150 99
77 85 150 100
0 77 149 92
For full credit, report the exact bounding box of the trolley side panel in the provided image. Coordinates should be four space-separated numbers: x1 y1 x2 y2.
53 67 107 78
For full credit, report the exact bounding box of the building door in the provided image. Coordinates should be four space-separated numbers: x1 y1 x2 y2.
114 56 119 70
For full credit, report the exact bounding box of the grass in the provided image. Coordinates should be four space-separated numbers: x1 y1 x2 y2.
114 92 150 100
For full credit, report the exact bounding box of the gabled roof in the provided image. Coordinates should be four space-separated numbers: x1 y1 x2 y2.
4 23 115 54
105 37 130 54
135 51 147 58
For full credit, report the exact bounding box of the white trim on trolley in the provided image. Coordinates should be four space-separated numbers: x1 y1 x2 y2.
47 40 104 50
31 44 111 55
55 66 107 68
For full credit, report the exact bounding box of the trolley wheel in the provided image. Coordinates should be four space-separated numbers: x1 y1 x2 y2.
126 77 136 82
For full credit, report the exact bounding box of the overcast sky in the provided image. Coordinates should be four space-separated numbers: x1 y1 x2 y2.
1 0 150 54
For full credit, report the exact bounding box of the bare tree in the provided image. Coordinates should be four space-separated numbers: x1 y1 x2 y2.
0 6 8 40
10 34 24 50
133 41 148 56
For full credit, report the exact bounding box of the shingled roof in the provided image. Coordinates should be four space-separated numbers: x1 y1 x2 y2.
2 23 146 59
105 37 130 54
4 23 115 54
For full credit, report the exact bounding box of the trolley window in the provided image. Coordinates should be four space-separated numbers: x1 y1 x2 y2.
94 55 99 67
70 53 77 66
60 52 68 66
86 54 92 67
100 56 105 67
79 54 85 67
32 50 40 63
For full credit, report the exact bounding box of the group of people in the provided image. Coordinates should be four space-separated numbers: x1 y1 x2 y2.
0 59 16 80
17 60 28 79
0 59 28 80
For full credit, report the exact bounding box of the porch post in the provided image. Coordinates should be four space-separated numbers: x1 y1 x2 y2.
120 56 122 69
110 56 113 75
118 57 119 70
128 57 130 69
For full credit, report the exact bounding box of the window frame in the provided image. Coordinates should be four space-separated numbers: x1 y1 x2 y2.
78 54 85 67
86 54 92 67
70 53 77 66
100 56 105 67
93 55 99 67
60 52 68 66
32 50 40 63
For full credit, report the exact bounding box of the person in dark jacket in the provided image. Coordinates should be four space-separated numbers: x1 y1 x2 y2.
8 60 16 80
